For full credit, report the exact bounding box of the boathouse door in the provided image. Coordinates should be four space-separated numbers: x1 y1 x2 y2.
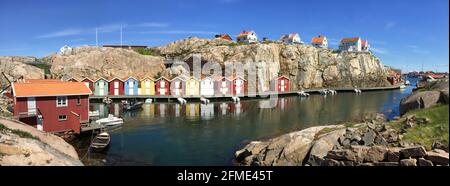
221 81 228 95
236 80 242 94
160 81 166 95
129 81 134 95
280 80 285 92
27 97 36 115
114 82 119 95
145 81 150 95
174 82 180 96
99 82 105 96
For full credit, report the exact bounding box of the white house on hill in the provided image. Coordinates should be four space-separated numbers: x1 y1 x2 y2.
236 30 258 43
311 35 328 48
60 45 73 55
280 33 302 44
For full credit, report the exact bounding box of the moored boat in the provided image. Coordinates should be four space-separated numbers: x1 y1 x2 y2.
123 101 144 111
91 132 110 151
89 110 100 118
95 114 124 127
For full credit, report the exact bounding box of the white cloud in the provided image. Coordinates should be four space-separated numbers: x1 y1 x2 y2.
36 22 169 39
407 45 431 54
384 22 396 30
412 49 431 54
36 29 83 39
137 30 219 35
132 22 169 28
371 47 389 55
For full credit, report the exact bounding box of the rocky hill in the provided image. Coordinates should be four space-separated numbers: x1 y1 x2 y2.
48 46 166 80
157 37 390 91
0 56 44 89
1 37 390 91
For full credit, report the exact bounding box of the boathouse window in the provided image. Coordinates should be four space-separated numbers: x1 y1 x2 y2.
57 96 68 107
76 96 81 105
58 115 67 121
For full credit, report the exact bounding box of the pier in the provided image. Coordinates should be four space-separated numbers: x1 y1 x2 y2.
88 84 403 102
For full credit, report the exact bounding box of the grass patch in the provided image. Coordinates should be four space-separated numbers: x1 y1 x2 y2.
32 64 51 75
390 104 449 149
225 42 253 47
315 126 344 138
0 123 39 140
134 48 159 56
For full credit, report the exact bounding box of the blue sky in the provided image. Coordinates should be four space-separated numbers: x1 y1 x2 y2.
0 0 448 72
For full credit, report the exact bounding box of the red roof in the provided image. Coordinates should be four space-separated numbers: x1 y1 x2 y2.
361 39 368 46
340 37 360 43
237 30 256 38
311 35 326 43
12 80 92 97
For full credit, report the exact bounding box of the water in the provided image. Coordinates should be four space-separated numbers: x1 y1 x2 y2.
87 78 419 165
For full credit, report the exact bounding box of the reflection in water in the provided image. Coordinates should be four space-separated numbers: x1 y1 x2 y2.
89 79 419 166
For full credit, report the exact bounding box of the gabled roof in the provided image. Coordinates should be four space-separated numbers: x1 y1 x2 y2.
237 30 256 38
170 76 187 82
125 76 138 81
186 76 200 81
81 77 94 82
361 39 368 46
276 75 290 80
67 77 80 82
108 77 124 82
215 34 233 41
340 37 360 43
12 81 92 98
201 76 214 81
140 76 155 81
95 77 108 82
311 35 326 44
155 76 170 82
228 75 247 81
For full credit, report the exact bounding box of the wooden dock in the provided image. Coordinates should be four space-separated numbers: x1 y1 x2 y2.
89 84 403 102
80 122 105 133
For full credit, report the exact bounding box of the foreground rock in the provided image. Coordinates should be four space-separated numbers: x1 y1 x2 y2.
400 78 449 115
0 118 82 166
234 113 449 166
234 125 343 166
49 46 166 80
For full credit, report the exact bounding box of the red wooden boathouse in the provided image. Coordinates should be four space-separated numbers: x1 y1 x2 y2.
11 79 91 134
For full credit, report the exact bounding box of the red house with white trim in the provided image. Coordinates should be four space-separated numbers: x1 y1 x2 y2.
81 77 94 94
231 76 246 96
271 76 290 93
214 76 233 96
155 76 170 96
11 79 91 134
109 77 124 96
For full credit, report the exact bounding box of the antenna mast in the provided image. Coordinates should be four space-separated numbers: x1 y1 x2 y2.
95 28 98 46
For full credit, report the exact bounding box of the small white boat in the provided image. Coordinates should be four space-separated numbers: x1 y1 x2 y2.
91 132 110 151
400 85 406 89
145 99 153 104
405 80 411 85
103 97 112 104
95 114 124 127
89 110 100 117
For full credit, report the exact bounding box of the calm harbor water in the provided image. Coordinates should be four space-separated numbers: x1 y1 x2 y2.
87 78 418 166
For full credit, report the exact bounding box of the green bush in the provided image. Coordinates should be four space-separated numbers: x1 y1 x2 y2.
32 64 51 75
134 48 157 56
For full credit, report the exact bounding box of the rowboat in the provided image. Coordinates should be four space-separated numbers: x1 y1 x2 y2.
91 132 110 151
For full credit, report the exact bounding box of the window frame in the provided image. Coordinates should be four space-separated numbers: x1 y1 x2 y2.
58 115 67 121
56 96 68 107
